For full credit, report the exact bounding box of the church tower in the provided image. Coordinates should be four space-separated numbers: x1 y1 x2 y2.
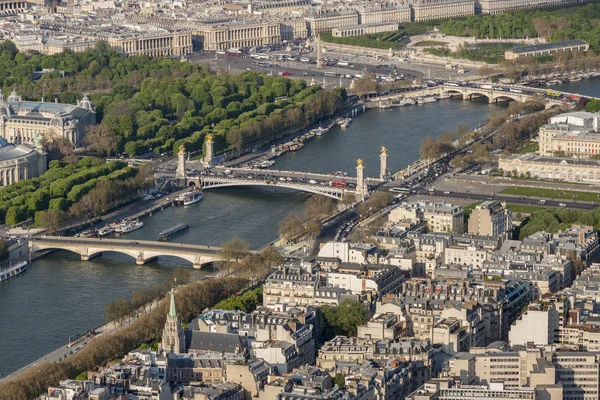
161 288 185 354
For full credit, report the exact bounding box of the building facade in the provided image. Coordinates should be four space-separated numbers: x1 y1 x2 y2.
0 138 46 186
468 201 512 238
412 0 474 22
106 31 193 57
0 91 96 148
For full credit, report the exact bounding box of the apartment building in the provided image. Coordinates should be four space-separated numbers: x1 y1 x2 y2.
467 201 512 238
508 302 561 346
538 112 600 158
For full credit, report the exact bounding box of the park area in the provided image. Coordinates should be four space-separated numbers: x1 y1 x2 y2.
501 186 600 203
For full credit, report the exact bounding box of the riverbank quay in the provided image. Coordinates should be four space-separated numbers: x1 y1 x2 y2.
0 296 161 384
0 276 249 399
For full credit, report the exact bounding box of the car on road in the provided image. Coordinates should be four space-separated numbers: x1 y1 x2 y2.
559 203 567 207
444 191 451 194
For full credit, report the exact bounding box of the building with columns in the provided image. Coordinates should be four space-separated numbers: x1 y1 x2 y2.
333 22 399 38
0 138 46 186
306 9 360 35
412 0 475 22
499 153 600 183
0 91 96 148
0 0 26 16
538 111 600 158
358 3 411 24
475 0 582 14
193 21 281 51
106 31 192 58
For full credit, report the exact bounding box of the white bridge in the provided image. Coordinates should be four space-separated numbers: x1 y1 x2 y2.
186 160 387 200
200 175 352 199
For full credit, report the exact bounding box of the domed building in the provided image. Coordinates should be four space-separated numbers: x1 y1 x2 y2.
0 137 46 186
0 90 96 148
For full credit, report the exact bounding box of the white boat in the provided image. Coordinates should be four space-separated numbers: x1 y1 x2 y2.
396 98 416 106
438 93 451 99
97 226 115 237
0 261 28 282
417 96 438 104
175 190 204 206
311 127 329 136
119 220 144 234
183 190 203 206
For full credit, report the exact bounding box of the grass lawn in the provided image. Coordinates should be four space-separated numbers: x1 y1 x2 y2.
506 176 590 186
506 204 548 214
501 186 600 202
413 40 447 47
517 142 539 154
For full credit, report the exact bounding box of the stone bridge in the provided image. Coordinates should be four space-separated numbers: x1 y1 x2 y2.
29 236 257 269
373 84 564 108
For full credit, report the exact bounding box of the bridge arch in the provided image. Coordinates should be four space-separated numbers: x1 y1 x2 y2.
463 91 491 102
29 239 222 270
491 94 518 103
201 181 346 200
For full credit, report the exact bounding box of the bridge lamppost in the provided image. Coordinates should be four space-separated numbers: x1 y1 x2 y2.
380 146 389 181
356 158 367 199
203 134 214 169
176 144 186 181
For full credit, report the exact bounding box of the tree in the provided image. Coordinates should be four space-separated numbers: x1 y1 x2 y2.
278 212 308 241
260 246 284 269
321 299 367 340
36 209 64 233
240 254 269 284
218 237 250 265
104 298 131 329
333 373 346 389
172 267 190 286
304 195 336 221
84 124 117 156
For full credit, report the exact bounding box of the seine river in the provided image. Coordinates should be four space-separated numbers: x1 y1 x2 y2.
1 78 599 377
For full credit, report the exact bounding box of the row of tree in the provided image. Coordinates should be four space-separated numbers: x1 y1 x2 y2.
0 276 249 400
0 156 154 226
440 3 600 50
479 50 600 82
278 194 342 242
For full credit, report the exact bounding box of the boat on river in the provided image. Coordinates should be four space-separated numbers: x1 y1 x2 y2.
416 96 438 104
311 127 329 136
116 220 144 234
175 189 204 206
158 223 190 241
0 261 28 282
97 226 115 237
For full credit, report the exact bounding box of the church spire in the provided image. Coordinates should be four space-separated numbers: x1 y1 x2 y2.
169 288 177 318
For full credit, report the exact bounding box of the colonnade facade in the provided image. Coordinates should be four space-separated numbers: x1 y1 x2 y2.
499 155 600 184
108 33 192 57
358 7 411 24
412 0 475 21
0 147 46 186
199 23 281 51
0 1 26 13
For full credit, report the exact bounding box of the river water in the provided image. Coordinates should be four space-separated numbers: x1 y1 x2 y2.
1 79 598 377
